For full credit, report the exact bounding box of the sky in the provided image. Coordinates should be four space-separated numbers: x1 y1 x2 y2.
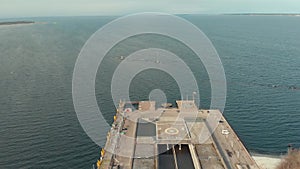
1 0 300 18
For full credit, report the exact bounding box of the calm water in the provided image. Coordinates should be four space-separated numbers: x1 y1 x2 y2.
0 15 300 168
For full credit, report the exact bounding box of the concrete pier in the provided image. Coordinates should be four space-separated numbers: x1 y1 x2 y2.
97 100 261 169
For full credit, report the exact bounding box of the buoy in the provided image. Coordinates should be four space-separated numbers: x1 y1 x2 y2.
97 159 102 167
101 149 105 156
114 115 117 121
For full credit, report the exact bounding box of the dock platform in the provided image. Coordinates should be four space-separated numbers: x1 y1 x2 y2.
97 100 261 169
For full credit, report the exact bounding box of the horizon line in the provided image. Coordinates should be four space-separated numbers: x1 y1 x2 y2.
1 12 300 20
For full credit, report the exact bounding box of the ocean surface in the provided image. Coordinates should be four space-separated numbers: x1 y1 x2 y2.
0 15 300 168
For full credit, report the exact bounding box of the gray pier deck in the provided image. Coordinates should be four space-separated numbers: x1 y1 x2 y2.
97 100 260 169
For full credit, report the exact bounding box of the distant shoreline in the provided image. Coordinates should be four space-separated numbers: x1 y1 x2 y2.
224 13 300 16
0 21 35 26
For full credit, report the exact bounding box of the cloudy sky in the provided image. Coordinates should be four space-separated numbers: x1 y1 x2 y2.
1 0 299 18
